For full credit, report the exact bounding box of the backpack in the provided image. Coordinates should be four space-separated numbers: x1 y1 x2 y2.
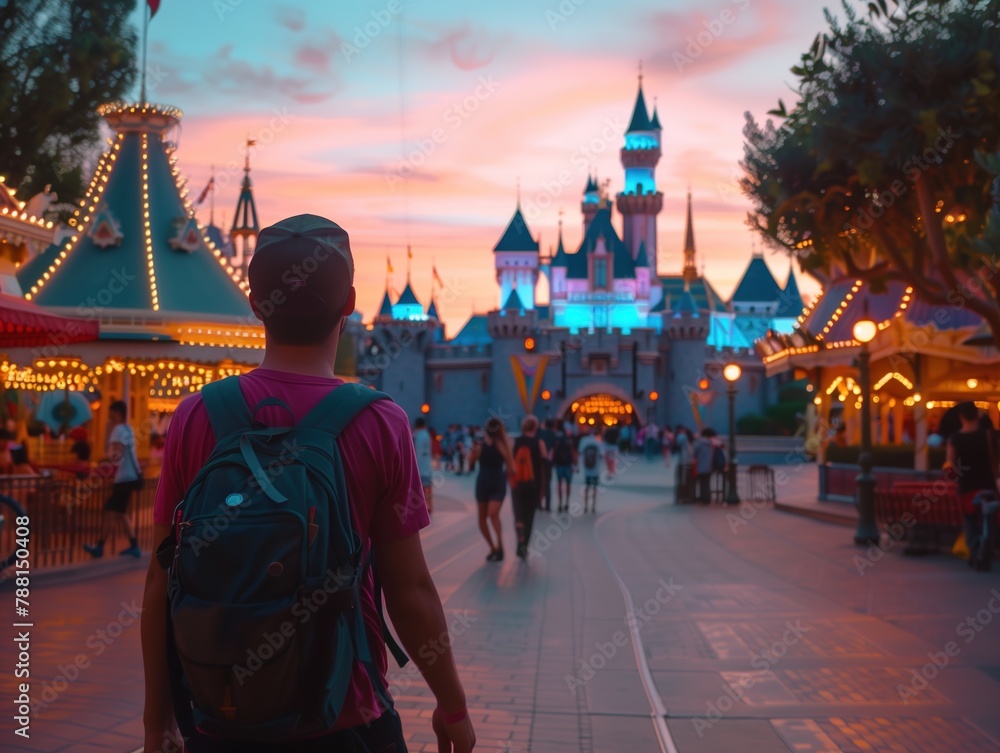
712 445 726 472
512 439 536 487
159 377 407 743
583 443 599 470
553 436 574 466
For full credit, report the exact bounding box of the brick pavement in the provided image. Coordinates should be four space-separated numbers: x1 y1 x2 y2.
1 459 1000 752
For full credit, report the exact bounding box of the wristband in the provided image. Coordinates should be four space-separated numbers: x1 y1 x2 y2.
439 706 468 725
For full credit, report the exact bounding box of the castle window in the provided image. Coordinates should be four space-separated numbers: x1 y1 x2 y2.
593 258 607 290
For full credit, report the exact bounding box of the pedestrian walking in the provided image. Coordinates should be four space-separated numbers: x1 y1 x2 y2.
83 400 143 558
537 418 557 511
644 418 659 462
947 402 1000 571
692 428 717 504
578 426 604 513
550 422 577 512
476 417 514 561
603 423 620 476
511 415 547 559
141 215 474 753
413 417 434 514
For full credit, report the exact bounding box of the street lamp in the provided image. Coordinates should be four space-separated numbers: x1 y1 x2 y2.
723 363 741 505
852 317 879 545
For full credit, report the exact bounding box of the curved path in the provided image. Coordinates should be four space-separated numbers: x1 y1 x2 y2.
2 458 1000 752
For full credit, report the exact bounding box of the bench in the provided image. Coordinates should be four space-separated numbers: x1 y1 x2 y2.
873 481 963 555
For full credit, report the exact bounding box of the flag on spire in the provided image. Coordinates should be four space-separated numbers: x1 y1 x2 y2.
432 265 443 287
407 245 413 260
148 0 161 19
387 256 394 274
196 176 214 205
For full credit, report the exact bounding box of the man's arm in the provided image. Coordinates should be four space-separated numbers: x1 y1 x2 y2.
376 532 474 750
142 523 178 752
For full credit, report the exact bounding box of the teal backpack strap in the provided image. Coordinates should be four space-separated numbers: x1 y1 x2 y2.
200 375 253 442
298 383 390 436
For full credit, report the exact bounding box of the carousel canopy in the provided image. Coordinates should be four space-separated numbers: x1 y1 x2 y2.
0 292 99 348
17 103 253 324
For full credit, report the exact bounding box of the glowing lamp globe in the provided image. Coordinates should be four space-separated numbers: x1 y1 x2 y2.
853 319 877 344
723 364 742 383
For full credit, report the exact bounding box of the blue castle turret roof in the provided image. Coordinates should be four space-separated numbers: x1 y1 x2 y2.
626 83 653 134
493 206 539 253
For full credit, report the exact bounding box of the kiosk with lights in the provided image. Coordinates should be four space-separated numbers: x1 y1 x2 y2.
9 101 264 459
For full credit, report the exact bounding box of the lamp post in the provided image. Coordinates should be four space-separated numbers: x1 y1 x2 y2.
723 363 741 505
852 318 879 545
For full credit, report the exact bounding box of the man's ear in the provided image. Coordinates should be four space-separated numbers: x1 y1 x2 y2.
342 287 357 318
249 295 264 323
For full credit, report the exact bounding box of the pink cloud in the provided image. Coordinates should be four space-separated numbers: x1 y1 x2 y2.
425 23 504 71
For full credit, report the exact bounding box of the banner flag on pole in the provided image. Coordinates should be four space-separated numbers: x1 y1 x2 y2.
196 176 214 205
509 354 549 414
148 0 161 19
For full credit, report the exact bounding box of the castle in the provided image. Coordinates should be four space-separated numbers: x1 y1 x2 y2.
344 78 804 431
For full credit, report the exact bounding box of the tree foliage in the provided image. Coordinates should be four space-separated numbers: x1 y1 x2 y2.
741 0 1000 345
0 0 137 203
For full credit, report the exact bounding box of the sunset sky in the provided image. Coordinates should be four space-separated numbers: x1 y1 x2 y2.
133 0 847 334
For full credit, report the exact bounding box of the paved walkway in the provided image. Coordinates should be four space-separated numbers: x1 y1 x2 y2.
2 457 1000 752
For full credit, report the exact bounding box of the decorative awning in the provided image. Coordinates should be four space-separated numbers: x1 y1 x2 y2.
0 293 99 348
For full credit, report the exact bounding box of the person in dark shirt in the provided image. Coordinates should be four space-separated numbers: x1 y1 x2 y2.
947 402 999 571
475 418 514 561
536 419 557 511
511 415 547 560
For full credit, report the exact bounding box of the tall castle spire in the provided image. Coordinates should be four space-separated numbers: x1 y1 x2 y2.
231 138 260 278
616 70 663 274
683 190 697 284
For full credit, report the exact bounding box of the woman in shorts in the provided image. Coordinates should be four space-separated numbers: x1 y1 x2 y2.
475 417 514 561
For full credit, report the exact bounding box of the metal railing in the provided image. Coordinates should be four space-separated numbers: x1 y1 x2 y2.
0 472 159 574
819 463 943 502
674 464 776 505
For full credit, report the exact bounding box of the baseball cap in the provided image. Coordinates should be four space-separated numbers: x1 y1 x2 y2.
248 214 354 342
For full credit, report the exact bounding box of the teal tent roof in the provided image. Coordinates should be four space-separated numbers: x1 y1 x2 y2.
565 207 635 280
426 298 439 320
397 283 420 306
18 110 251 322
493 207 539 253
502 288 525 312
450 314 492 346
378 290 394 318
583 174 598 194
635 241 650 268
658 275 728 313
626 84 653 133
776 264 804 317
732 255 782 304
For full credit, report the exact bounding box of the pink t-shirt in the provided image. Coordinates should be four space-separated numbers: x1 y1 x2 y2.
153 368 429 731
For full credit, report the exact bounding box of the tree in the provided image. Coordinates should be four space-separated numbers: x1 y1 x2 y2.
0 0 137 204
741 0 1000 346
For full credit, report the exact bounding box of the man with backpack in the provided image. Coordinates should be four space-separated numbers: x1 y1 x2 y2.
537 419 557 511
141 216 474 753
511 415 547 559
550 423 577 513
577 426 604 514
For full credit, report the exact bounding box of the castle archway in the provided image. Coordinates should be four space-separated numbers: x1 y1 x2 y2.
555 383 641 429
